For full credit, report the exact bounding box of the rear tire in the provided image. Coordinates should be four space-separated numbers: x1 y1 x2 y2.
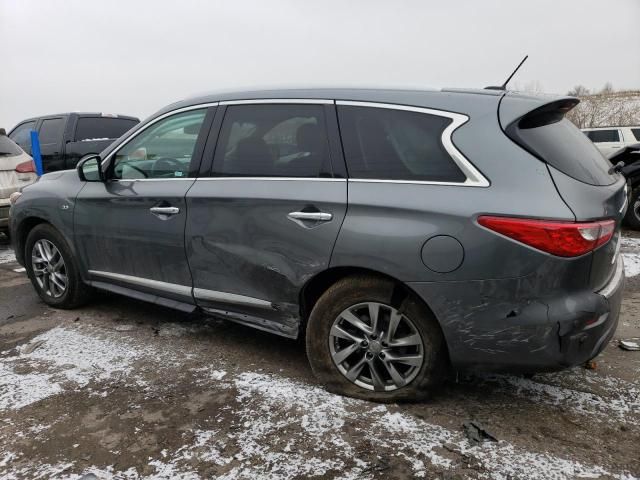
25 224 92 309
624 186 640 230
306 275 447 402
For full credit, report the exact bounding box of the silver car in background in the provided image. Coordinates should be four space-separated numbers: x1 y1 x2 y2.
0 130 37 238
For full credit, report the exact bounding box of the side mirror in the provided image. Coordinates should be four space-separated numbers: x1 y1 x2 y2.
77 154 104 182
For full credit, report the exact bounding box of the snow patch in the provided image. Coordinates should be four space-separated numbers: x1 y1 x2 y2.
0 326 158 411
480 369 640 425
621 236 640 277
0 249 16 264
0 363 63 411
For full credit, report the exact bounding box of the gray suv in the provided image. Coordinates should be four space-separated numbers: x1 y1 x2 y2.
9 88 626 402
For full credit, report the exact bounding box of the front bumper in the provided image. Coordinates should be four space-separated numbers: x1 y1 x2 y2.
408 255 625 373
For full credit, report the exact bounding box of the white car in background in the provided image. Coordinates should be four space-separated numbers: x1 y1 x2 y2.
582 126 640 157
0 129 37 239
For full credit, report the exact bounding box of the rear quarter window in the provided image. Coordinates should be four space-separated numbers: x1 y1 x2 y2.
631 128 640 142
74 117 138 142
337 106 466 182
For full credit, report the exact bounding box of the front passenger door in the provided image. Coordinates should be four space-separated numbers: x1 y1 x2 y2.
74 107 213 306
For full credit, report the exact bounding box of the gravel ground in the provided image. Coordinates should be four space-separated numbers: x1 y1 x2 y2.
0 232 639 480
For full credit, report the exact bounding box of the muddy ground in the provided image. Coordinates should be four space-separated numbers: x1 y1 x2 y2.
0 232 639 479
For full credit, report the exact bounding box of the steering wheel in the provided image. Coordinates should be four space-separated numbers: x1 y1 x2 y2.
151 157 185 178
118 162 149 179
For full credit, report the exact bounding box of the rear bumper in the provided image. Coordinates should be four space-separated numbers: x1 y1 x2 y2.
560 255 623 367
408 256 625 373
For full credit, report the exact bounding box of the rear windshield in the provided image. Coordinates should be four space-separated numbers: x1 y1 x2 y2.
74 117 138 142
0 135 22 157
510 118 615 186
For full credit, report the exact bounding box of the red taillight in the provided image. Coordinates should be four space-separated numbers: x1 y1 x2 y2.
15 160 36 173
477 216 616 257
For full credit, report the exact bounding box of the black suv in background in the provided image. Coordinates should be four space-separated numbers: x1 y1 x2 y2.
9 113 139 173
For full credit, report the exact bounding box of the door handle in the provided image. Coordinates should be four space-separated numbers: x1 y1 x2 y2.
150 206 180 216
288 211 333 222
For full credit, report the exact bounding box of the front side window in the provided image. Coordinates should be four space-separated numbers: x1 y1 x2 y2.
586 129 620 143
337 106 466 182
213 104 331 178
75 117 138 142
631 128 640 142
9 121 36 149
112 109 206 179
38 118 65 145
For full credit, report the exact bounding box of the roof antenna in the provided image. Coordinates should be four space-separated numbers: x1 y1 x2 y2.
485 55 528 91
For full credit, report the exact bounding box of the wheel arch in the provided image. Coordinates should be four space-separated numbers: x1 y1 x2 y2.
299 266 447 346
14 216 50 266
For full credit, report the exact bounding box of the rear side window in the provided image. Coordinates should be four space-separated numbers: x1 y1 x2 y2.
586 129 620 143
214 104 331 178
75 117 138 142
38 118 65 145
337 106 466 182
510 118 614 186
631 128 640 142
9 121 36 149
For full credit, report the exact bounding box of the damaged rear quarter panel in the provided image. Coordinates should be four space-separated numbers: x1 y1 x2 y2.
407 253 606 371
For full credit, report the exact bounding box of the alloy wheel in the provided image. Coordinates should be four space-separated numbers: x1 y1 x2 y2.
31 239 68 298
329 302 424 391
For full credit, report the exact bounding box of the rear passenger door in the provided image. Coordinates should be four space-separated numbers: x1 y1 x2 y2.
37 117 67 172
185 101 347 337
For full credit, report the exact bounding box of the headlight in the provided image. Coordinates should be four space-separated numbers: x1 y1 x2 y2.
9 192 22 205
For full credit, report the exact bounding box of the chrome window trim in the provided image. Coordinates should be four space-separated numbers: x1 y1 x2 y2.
195 177 346 182
219 99 333 105
102 102 218 169
335 100 490 188
109 178 196 183
193 288 273 309
348 178 482 187
88 270 192 297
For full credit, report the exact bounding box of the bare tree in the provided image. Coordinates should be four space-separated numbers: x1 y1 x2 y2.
567 85 590 96
565 86 640 128
600 82 614 94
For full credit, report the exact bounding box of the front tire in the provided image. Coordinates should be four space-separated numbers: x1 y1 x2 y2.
25 224 92 308
306 275 447 402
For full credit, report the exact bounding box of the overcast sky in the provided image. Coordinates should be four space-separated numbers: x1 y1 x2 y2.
1 0 639 129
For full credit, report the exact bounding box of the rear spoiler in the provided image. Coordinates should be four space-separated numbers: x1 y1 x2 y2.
498 93 579 130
